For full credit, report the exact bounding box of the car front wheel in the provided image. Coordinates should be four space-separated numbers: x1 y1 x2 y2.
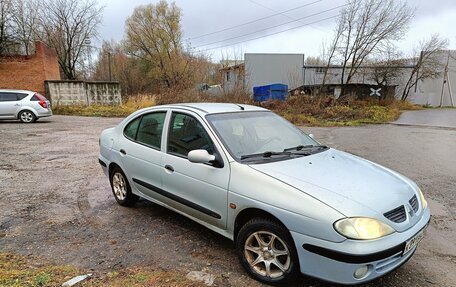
109 167 138 207
236 218 299 285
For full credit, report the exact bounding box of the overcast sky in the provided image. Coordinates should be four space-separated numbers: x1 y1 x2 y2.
96 0 456 62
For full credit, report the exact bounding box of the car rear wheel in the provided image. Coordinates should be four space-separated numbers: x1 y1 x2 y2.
109 167 138 207
236 218 299 285
18 110 36 123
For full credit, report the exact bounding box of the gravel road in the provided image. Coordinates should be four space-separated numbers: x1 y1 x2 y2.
0 115 455 287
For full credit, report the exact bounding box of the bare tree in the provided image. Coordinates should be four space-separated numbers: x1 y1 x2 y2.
401 34 449 101
327 0 413 96
369 45 405 87
0 0 14 54
321 20 344 88
10 0 40 55
35 0 103 79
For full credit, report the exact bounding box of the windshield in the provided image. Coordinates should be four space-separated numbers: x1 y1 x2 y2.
206 111 323 162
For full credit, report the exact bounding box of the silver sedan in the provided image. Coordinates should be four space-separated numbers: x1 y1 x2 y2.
98 103 430 285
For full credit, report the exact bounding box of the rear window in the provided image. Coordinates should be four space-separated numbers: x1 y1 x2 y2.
30 93 47 101
0 92 27 101
124 116 141 140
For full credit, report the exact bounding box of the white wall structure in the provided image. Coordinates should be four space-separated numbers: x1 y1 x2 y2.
221 51 455 106
220 62 244 94
408 50 456 107
245 53 305 91
45 81 122 107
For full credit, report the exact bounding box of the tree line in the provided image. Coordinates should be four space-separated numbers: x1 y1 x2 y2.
1 0 103 80
0 0 214 95
320 0 449 100
0 0 451 100
91 1 214 95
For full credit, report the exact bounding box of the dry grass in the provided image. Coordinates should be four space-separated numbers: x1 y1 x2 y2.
52 91 421 127
0 253 203 287
52 95 156 117
267 95 418 126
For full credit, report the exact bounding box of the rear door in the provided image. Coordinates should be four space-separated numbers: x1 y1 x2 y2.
0 92 26 119
160 110 230 229
117 110 168 199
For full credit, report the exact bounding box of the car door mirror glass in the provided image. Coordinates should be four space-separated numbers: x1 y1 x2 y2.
188 149 216 164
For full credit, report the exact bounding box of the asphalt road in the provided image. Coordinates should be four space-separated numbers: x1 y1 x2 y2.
392 108 456 129
0 115 455 287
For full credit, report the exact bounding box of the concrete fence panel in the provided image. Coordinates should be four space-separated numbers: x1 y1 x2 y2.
45 80 121 107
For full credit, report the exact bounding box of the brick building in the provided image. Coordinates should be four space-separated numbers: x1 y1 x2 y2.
0 41 60 95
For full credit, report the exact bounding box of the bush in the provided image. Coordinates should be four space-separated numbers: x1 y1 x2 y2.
53 93 410 126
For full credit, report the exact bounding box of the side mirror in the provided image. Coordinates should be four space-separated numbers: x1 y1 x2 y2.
188 149 216 164
309 133 314 139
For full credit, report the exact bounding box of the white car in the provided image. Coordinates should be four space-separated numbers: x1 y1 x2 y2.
0 89 52 123
98 103 430 285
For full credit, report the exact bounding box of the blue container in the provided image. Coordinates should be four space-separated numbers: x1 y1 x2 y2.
253 83 288 102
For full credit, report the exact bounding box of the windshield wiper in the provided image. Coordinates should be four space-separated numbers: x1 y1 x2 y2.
283 145 313 151
282 145 329 156
240 151 292 160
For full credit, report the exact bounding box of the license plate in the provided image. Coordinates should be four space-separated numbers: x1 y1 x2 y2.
404 227 426 254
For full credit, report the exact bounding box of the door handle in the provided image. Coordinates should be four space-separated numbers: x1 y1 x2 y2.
164 165 174 172
120 149 126 155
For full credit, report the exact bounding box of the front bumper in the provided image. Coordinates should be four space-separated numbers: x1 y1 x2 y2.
291 207 431 285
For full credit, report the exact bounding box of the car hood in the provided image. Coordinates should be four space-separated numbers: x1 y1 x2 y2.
249 149 417 219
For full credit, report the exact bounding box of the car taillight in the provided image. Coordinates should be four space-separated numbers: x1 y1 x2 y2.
34 93 48 108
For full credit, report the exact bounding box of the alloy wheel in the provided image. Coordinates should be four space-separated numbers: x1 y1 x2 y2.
244 231 291 278
20 111 34 123
112 172 127 200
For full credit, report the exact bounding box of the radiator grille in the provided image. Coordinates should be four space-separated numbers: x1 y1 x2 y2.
384 205 406 223
409 195 419 212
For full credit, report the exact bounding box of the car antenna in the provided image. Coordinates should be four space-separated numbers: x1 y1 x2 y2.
235 104 245 110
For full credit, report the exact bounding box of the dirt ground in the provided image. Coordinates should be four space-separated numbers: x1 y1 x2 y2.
0 115 455 287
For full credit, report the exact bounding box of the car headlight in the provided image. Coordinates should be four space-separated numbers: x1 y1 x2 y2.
418 188 427 210
334 217 395 240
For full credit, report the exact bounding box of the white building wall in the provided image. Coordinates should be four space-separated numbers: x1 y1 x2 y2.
408 50 456 106
245 53 305 91
222 69 241 92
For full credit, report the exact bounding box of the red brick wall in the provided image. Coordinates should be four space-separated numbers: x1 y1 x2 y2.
0 41 60 95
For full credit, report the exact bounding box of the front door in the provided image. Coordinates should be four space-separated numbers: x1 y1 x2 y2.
161 111 229 229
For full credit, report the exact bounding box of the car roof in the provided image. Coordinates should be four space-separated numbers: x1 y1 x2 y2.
0 89 34 94
158 102 267 115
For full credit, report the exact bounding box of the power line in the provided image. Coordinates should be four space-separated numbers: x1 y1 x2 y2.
196 14 338 52
246 0 330 35
193 4 345 49
187 0 323 41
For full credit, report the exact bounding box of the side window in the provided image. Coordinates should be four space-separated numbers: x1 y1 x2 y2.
167 113 214 157
30 95 39 101
136 112 166 149
123 116 141 140
0 93 19 101
16 93 28 100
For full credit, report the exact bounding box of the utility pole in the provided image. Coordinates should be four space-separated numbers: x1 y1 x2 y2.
439 52 450 107
107 51 112 81
414 51 424 93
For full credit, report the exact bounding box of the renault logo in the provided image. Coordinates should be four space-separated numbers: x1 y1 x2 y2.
405 205 414 217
